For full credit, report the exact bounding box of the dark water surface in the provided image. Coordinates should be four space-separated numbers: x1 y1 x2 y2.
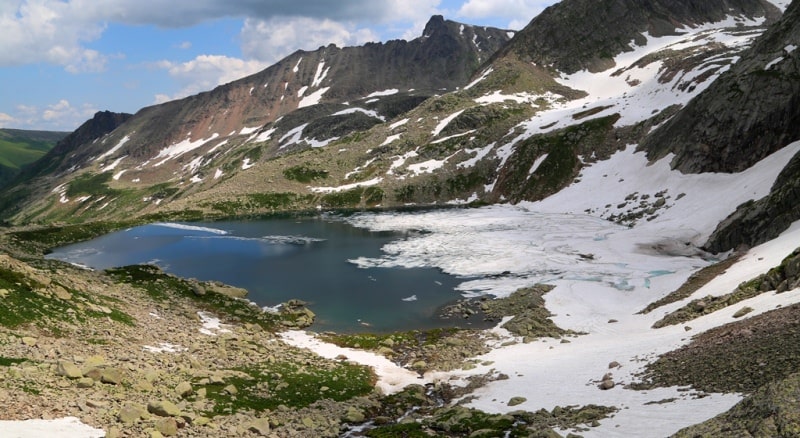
47 217 478 333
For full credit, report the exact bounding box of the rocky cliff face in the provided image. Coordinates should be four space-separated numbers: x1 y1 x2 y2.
94 16 511 166
642 0 800 173
492 0 781 74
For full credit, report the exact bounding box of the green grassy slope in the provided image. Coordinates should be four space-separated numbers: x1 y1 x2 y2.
0 129 67 186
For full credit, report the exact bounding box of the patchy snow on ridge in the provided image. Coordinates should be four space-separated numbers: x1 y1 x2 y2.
96 134 130 161
366 89 399 98
311 177 382 193
311 60 330 88
517 19 766 138
279 123 309 148
332 107 386 121
432 109 465 137
390 118 409 130
153 133 220 167
298 87 330 108
464 67 493 90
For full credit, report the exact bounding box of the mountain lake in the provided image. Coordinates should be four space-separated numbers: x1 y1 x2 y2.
46 216 484 333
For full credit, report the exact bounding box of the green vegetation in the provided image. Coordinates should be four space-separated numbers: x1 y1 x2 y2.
0 357 27 367
366 404 617 437
0 265 133 333
0 129 63 173
283 164 329 183
104 264 289 330
8 221 134 254
65 172 118 197
320 188 364 208
498 114 620 203
204 192 313 216
322 328 460 351
201 361 375 415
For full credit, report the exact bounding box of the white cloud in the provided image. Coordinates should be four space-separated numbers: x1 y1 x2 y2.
0 0 108 72
3 100 96 130
240 17 379 64
456 0 550 29
154 55 270 103
0 112 16 128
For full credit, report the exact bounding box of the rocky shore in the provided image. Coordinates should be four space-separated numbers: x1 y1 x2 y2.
0 229 616 437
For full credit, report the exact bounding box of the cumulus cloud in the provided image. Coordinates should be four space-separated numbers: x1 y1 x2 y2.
66 0 412 27
456 0 550 29
0 0 108 72
240 17 379 64
153 55 270 103
4 100 97 131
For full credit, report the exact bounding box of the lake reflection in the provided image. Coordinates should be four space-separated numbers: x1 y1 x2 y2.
47 218 479 333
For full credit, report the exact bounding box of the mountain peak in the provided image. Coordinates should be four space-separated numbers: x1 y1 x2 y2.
423 15 447 37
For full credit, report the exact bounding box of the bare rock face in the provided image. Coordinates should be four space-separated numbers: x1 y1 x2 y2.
642 0 800 174
491 0 781 74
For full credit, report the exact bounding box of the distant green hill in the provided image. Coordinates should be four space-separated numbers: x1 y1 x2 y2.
0 128 67 187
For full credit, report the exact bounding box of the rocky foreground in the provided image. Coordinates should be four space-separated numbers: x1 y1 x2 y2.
0 226 623 437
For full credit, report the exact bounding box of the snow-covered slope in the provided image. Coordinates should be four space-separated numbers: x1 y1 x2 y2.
285 141 800 437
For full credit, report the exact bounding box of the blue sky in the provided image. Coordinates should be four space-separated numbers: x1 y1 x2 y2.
0 0 557 132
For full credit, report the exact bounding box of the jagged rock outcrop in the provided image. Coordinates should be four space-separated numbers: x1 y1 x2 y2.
642 0 800 173
490 0 781 74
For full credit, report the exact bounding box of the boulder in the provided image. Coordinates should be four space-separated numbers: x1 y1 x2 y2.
56 360 82 379
155 417 178 436
101 368 123 385
118 404 144 424
147 400 181 417
175 381 193 398
344 406 366 423
508 396 527 407
248 418 271 436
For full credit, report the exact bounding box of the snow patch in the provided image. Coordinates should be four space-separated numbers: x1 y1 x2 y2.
432 109 465 137
279 123 309 148
96 135 130 161
311 178 382 193
198 311 232 336
0 417 105 438
311 60 329 87
101 155 125 173
366 89 399 98
464 67 493 90
281 330 425 394
332 107 386 121
528 153 549 175
390 118 409 130
298 87 330 108
153 133 220 167
381 133 402 146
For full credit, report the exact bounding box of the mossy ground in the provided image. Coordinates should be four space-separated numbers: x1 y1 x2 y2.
201 361 375 415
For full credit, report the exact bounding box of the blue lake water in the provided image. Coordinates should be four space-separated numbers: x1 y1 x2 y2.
47 217 482 333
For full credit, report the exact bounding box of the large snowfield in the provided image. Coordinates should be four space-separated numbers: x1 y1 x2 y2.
285 140 800 437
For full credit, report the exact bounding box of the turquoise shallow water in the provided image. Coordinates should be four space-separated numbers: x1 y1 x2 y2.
47 217 483 333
